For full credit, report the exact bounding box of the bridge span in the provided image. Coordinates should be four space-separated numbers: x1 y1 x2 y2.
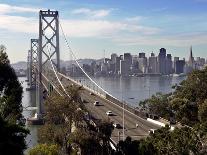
26 9 161 143
41 71 160 143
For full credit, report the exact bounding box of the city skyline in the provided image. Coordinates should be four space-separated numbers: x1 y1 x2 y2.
0 0 207 63
64 48 206 77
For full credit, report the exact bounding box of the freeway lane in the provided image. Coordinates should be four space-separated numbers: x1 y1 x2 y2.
58 74 160 143
81 93 148 142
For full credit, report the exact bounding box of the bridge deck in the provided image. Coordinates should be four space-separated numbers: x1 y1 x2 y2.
56 73 160 143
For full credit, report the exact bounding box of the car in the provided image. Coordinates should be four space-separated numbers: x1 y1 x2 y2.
148 129 156 134
106 111 113 116
113 123 121 128
94 101 99 106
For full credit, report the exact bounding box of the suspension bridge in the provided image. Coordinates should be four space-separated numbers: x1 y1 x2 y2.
26 9 161 143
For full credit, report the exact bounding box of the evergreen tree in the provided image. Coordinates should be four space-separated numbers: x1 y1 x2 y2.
0 45 29 155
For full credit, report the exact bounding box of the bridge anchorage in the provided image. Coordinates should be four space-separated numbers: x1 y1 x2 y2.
27 9 60 125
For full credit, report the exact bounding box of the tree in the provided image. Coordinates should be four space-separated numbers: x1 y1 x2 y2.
0 45 29 154
198 100 207 123
0 116 29 155
170 98 198 125
116 137 140 155
147 126 201 155
68 129 102 155
140 93 171 118
37 86 87 154
97 120 114 155
28 144 59 155
174 67 207 104
0 45 23 123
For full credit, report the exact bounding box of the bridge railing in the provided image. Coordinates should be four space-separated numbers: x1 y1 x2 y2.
105 94 147 119
58 72 147 119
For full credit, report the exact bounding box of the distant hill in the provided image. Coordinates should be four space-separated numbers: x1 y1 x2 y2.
11 58 103 70
11 61 27 70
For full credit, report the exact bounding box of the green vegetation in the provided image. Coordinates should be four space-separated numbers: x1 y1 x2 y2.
28 144 59 155
29 65 207 155
141 67 207 126
0 45 29 155
115 126 203 155
30 86 114 155
138 67 207 154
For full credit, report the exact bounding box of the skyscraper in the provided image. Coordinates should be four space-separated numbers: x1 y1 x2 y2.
166 54 173 74
123 53 132 75
111 53 118 64
120 60 127 76
158 48 166 75
188 46 194 67
139 52 145 58
148 52 158 73
175 60 185 74
115 56 121 74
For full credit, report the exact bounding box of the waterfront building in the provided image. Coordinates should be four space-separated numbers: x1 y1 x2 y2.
166 54 173 74
120 60 127 76
138 57 147 73
158 48 167 75
115 56 121 74
132 55 140 73
148 52 158 73
139 52 145 58
123 53 132 75
188 46 194 68
175 60 185 74
111 53 118 64
173 57 179 72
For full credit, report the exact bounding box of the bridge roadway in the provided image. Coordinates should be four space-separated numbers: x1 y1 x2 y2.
45 72 160 143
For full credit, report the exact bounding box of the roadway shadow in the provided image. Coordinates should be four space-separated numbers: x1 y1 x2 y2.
95 104 104 107
108 114 117 116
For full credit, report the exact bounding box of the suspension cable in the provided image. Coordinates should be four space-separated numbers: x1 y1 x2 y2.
46 45 70 98
59 22 112 96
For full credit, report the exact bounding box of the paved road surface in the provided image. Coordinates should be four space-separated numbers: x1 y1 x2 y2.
43 72 160 143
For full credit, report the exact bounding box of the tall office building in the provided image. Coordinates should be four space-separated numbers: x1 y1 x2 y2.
115 56 121 74
120 60 127 76
148 52 158 73
123 53 132 75
175 60 185 74
188 46 194 67
111 53 118 64
173 57 179 72
139 52 145 58
166 54 173 74
138 57 147 73
158 48 167 75
132 56 139 73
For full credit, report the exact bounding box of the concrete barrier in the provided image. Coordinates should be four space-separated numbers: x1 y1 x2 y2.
147 118 165 127
147 118 175 131
105 94 147 119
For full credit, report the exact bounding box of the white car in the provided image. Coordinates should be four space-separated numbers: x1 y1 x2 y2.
94 101 99 106
148 129 156 134
113 123 121 128
106 111 113 116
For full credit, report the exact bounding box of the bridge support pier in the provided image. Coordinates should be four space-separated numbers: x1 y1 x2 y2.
27 9 60 124
37 9 60 117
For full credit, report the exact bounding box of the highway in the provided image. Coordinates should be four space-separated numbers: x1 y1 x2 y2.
57 74 160 143
42 71 160 143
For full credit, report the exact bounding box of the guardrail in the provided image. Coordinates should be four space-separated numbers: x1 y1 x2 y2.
105 94 147 119
58 73 160 122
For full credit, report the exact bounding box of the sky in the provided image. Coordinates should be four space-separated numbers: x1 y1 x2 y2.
0 0 207 63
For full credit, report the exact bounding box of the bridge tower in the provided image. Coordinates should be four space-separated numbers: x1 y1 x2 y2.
37 10 60 116
29 39 39 89
27 50 31 83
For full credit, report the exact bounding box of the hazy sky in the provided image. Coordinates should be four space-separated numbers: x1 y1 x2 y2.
0 0 207 63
